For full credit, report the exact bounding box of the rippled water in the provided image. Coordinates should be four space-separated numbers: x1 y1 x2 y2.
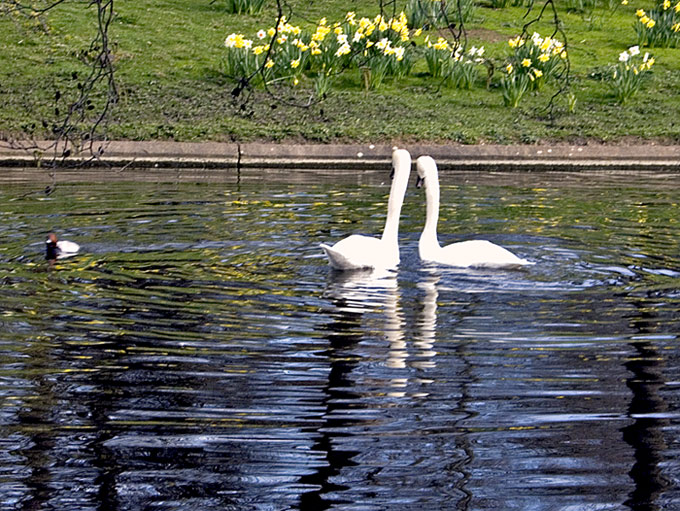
1 168 679 510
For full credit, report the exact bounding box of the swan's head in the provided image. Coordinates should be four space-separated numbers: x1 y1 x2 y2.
391 148 412 179
415 155 437 188
46 233 58 246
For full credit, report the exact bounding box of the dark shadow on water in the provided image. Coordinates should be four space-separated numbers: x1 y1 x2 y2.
299 269 389 510
621 293 671 511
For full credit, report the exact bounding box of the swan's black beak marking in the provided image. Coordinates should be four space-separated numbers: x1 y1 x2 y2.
416 176 424 188
389 167 395 180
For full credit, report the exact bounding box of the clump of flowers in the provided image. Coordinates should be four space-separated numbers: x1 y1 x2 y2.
635 1 680 48
423 36 485 89
607 46 656 103
500 32 567 107
224 32 256 78
224 12 415 94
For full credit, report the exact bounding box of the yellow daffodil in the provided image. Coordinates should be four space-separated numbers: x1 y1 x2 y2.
508 36 522 48
414 28 423 37
533 68 543 78
635 9 645 17
663 0 671 9
293 77 299 85
265 59 274 69
267 27 276 37
335 43 351 57
290 58 300 69
621 0 628 5
640 15 650 24
521 58 532 67
506 64 514 73
647 19 656 28
538 53 550 63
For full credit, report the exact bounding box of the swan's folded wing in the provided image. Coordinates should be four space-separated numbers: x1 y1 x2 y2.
321 235 396 270
438 239 532 269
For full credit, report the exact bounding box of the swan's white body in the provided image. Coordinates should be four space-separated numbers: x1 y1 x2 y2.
416 156 533 269
321 148 412 270
46 233 80 260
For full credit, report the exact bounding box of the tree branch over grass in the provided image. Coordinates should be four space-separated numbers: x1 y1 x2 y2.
1 0 118 171
520 0 571 118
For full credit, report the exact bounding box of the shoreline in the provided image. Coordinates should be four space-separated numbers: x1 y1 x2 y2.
2 140 680 172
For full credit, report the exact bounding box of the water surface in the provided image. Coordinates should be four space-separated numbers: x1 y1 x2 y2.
1 168 679 510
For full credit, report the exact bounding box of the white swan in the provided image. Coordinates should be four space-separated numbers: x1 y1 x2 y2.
45 232 80 260
415 155 533 269
321 148 412 270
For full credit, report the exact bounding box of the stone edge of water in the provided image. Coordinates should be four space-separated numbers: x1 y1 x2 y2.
2 141 680 171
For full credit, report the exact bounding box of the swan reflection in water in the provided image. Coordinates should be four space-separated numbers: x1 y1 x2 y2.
323 267 438 397
413 269 440 371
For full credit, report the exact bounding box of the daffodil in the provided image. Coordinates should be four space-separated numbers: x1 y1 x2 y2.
635 9 645 17
290 58 300 69
521 58 532 67
506 64 513 74
538 53 550 63
335 42 351 57
257 30 267 40
265 59 274 69
629 45 640 56
508 36 522 48
663 0 671 9
646 19 656 28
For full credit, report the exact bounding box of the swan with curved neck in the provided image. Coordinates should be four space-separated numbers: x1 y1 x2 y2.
321 148 412 270
415 155 533 269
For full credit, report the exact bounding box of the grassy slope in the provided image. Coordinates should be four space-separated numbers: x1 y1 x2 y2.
0 0 679 143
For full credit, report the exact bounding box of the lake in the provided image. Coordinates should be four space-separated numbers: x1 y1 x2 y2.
0 167 679 510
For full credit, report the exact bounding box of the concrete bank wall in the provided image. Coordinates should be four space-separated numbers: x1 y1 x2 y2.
2 141 680 171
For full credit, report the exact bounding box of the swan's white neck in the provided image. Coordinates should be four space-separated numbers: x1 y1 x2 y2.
420 167 441 254
381 153 411 246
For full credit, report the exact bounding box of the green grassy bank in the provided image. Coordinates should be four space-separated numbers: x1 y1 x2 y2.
1 0 679 144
